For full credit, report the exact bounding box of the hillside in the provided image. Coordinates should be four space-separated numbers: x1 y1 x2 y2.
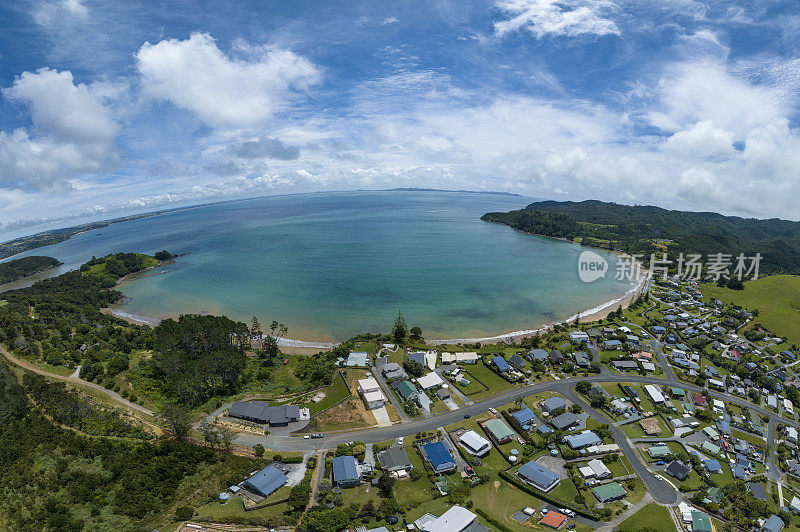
699 275 800 346
481 200 800 274
0 256 62 284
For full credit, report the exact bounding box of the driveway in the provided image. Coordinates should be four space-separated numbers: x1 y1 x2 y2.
372 406 392 427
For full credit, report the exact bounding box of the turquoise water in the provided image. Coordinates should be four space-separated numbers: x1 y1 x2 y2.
4 191 633 341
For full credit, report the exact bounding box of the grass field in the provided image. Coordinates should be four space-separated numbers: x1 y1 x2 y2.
699 275 800 345
616 503 676 532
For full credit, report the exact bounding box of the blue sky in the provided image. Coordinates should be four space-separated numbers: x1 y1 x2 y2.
1 0 800 236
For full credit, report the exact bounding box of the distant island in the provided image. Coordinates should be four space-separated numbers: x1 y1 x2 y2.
0 256 62 284
0 213 158 261
482 199 800 275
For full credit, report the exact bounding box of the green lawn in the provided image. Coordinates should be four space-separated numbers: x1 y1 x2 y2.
699 276 800 345
616 503 676 532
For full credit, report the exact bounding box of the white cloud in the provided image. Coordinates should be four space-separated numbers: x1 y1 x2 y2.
1 68 119 190
493 0 619 38
33 0 88 27
136 32 321 129
382 17 399 25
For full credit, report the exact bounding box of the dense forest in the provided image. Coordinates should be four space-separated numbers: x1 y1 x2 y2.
482 200 800 274
0 255 62 284
0 213 156 260
0 362 265 531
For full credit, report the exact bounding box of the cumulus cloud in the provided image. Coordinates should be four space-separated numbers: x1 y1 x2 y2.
136 32 321 129
0 68 119 190
493 0 619 38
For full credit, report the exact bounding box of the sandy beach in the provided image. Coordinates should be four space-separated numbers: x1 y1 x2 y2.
106 268 649 350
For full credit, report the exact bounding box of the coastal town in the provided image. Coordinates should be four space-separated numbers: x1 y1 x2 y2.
4 266 789 532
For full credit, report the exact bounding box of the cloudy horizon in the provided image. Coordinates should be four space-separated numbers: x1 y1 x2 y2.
2 0 800 237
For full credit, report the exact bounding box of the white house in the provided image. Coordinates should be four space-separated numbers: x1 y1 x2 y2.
644 384 665 404
358 377 386 409
417 372 445 390
786 398 795 415
459 430 491 456
569 331 589 343
787 427 798 444
455 352 479 364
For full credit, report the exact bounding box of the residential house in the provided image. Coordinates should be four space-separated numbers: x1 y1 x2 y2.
422 441 456 473
459 430 491 457
484 418 516 444
551 412 580 431
592 482 626 502
332 455 361 487
378 447 413 472
243 465 288 498
564 431 602 449
517 460 560 492
540 396 567 415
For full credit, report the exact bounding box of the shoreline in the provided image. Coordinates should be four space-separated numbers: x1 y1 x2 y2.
107 270 648 349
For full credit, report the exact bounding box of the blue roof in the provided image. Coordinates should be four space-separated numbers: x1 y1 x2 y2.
512 407 540 426
734 465 747 479
332 455 360 482
536 424 552 435
243 465 288 497
517 460 559 490
703 459 721 472
492 356 511 372
422 441 456 472
564 431 602 449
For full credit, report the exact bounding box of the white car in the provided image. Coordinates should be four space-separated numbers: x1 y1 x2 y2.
397 437 404 445
559 508 576 518
304 435 310 439
489 408 498 415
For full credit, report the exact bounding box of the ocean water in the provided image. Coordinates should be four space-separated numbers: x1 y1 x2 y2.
3 191 634 341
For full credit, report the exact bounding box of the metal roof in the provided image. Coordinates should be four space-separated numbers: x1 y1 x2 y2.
422 442 456 472
332 455 359 482
377 447 412 471
592 481 626 502
511 407 540 426
242 465 288 497
492 356 511 372
517 460 559 490
564 431 601 449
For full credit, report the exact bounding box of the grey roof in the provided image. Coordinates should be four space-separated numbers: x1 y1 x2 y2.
242 465 288 497
564 431 601 449
228 401 299 425
551 412 579 430
409 352 426 366
666 460 691 480
333 455 360 483
613 360 638 370
382 362 407 379
517 460 560 490
540 396 567 413
378 447 413 471
528 348 549 361
762 515 784 532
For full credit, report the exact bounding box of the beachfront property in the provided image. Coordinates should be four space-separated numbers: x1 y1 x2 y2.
346 351 369 367
517 460 560 492
409 350 437 370
459 430 491 456
382 362 407 380
358 377 386 409
441 352 480 364
569 330 589 343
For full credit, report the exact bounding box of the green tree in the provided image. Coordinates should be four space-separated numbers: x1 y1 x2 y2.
160 403 191 440
410 326 422 341
393 311 407 343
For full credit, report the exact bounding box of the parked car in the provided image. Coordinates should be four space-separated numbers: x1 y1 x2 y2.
311 433 324 439
397 437 404 445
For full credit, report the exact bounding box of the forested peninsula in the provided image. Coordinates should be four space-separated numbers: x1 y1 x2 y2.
482 200 800 274
0 255 62 284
